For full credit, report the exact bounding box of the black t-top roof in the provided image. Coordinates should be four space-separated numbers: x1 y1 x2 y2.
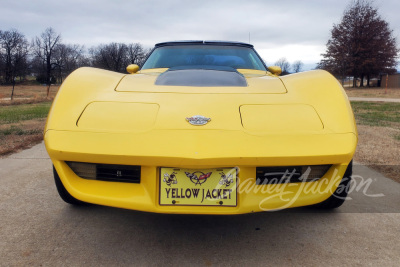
155 40 254 48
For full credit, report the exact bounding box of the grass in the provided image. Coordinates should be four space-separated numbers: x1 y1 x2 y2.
350 101 400 183
0 84 59 106
0 126 42 136
345 87 400 98
0 102 52 124
350 101 400 128
0 102 51 155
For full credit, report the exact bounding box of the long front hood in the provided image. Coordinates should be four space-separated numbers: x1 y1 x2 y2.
46 67 356 135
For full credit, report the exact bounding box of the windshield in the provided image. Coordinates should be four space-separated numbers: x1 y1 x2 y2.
142 45 266 71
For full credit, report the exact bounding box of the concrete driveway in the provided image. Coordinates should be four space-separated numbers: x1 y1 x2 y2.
0 143 399 266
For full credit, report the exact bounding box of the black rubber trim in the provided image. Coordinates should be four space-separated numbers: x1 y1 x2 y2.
312 161 353 209
155 40 253 48
53 166 87 205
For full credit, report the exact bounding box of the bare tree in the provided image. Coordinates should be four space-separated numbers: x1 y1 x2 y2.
0 27 152 88
0 29 29 83
292 60 304 73
33 27 61 96
274 57 291 75
0 30 3 78
90 43 127 72
53 44 86 83
0 29 29 99
318 0 398 87
90 42 149 73
127 43 148 66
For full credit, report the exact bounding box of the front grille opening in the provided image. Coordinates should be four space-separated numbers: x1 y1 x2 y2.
66 162 141 183
256 165 332 185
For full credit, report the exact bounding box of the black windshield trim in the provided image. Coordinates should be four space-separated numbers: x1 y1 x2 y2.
155 40 254 48
168 65 238 72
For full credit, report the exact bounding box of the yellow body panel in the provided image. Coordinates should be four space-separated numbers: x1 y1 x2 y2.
240 104 323 132
77 102 159 132
45 67 357 214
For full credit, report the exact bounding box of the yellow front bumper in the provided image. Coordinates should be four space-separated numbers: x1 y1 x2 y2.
45 130 356 214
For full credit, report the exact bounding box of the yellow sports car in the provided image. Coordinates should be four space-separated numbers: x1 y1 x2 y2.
45 41 357 214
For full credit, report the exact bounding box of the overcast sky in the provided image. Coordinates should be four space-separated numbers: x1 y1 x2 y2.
1 0 399 70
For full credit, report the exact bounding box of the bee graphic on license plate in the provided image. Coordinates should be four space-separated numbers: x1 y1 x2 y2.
219 172 234 187
163 172 178 186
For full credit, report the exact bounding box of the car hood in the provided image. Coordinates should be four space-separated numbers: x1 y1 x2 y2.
115 68 287 94
45 67 356 137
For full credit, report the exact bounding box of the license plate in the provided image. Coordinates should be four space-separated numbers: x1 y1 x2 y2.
159 167 237 206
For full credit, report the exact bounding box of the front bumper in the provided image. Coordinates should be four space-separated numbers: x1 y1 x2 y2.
45 130 357 214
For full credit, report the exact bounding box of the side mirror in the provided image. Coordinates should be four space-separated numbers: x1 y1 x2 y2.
268 66 282 76
126 64 140 74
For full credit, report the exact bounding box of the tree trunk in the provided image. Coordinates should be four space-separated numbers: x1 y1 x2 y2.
47 57 51 83
353 76 357 88
5 51 12 84
367 75 370 87
10 79 15 101
360 74 364 87
47 85 51 98
47 56 52 97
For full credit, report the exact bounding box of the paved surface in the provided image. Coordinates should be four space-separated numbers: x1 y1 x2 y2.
1 143 399 266
349 97 400 103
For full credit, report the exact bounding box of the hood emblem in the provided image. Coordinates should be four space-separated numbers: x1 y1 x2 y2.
186 115 211 126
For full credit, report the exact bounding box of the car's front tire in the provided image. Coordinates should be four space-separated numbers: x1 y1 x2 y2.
313 160 353 209
53 166 86 205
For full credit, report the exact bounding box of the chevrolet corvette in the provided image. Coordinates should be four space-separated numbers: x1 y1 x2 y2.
45 41 357 214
